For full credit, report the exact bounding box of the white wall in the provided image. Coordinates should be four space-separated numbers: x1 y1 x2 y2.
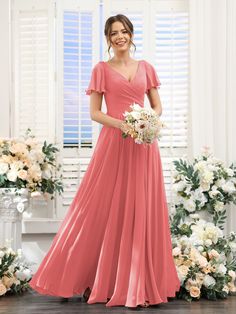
0 0 11 137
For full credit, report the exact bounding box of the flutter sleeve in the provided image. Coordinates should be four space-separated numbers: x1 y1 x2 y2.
85 62 106 95
145 61 161 94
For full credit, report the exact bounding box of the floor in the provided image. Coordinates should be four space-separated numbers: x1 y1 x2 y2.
0 288 236 314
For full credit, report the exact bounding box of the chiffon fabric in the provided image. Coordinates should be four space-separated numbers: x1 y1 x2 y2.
29 60 181 308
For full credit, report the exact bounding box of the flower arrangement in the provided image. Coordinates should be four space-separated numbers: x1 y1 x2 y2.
172 218 236 301
171 147 236 231
121 103 164 144
0 246 32 296
0 129 63 199
170 147 236 302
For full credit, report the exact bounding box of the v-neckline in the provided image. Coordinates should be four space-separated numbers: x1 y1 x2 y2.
103 60 142 83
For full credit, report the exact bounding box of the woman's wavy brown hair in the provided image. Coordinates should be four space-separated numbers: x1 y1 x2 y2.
104 14 136 59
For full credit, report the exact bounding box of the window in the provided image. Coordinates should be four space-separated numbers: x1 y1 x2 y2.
12 0 189 220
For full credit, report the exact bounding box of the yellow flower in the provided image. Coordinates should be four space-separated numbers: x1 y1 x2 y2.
202 265 211 274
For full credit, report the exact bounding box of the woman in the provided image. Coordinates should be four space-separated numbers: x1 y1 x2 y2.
29 14 181 308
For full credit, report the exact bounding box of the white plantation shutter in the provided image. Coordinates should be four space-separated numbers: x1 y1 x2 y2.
149 0 189 202
12 0 55 219
56 0 100 218
105 0 189 204
12 0 55 142
104 0 149 59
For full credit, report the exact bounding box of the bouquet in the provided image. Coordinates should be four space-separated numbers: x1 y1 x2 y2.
121 103 164 144
0 128 63 199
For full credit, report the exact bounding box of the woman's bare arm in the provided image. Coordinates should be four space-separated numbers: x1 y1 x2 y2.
146 88 162 116
89 91 123 129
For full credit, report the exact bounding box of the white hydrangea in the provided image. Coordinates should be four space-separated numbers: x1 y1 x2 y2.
229 242 236 253
226 168 234 177
215 178 226 188
221 181 235 193
203 274 216 288
184 197 196 213
216 264 227 275
0 162 8 175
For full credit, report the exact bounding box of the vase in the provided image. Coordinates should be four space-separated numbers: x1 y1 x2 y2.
0 188 29 250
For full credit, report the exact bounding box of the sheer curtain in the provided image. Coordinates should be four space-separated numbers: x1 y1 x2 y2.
189 0 236 233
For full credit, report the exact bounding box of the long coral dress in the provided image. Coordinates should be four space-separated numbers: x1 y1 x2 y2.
29 59 181 308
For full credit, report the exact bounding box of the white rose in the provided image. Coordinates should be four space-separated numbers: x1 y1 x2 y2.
184 197 196 212
130 111 141 120
198 246 204 252
6 247 15 255
194 160 207 172
0 250 4 258
209 185 221 198
214 201 224 212
0 162 8 175
15 268 31 281
7 169 18 182
203 171 214 184
173 181 186 192
200 181 211 192
205 239 212 247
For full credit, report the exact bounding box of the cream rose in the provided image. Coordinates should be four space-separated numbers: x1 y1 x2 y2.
17 169 28 180
208 249 220 259
189 286 201 298
0 281 7 296
228 281 236 292
173 247 181 256
2 275 15 289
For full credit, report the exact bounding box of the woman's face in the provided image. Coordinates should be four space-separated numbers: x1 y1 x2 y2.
107 21 132 53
